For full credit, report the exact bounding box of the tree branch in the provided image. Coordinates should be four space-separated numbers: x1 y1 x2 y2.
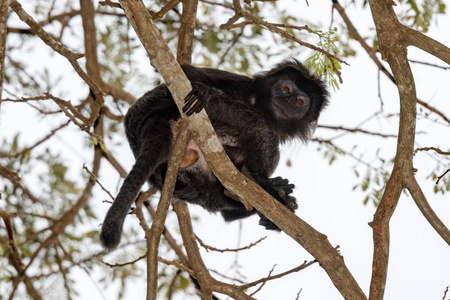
403 26 450 65
366 0 420 299
177 0 198 64
147 119 190 300
404 175 450 245
174 201 255 300
0 0 8 107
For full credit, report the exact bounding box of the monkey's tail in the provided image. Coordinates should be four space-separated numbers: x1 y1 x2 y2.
100 155 154 251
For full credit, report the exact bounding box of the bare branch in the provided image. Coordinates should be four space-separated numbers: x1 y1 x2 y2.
319 124 397 138
151 0 182 20
0 121 68 159
404 175 450 246
241 260 317 289
146 119 191 300
0 207 24 273
414 147 450 156
1 204 43 300
174 201 255 300
83 164 115 201
196 234 266 252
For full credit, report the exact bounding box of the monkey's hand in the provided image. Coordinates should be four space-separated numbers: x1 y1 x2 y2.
183 82 212 116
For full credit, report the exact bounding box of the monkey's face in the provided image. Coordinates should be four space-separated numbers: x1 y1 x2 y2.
271 79 311 120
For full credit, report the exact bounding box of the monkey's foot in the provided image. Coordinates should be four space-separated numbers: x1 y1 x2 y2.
259 216 281 231
269 176 295 196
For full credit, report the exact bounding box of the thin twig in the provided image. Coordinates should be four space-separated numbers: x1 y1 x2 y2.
196 234 266 253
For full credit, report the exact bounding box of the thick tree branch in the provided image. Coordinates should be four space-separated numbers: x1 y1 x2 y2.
366 0 424 299
403 26 450 65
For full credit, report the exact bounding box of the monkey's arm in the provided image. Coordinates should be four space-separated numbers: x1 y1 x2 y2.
181 65 253 116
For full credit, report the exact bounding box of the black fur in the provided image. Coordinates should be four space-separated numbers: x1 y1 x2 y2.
100 60 329 250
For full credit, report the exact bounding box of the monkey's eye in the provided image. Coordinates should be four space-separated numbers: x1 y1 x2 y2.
297 98 304 105
282 85 291 94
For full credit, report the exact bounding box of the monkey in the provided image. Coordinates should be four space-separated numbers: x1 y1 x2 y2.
100 60 329 251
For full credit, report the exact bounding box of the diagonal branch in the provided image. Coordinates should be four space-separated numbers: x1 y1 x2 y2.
403 26 450 65
404 175 450 245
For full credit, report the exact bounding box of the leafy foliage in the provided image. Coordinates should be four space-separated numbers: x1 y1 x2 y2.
305 27 342 91
397 0 446 32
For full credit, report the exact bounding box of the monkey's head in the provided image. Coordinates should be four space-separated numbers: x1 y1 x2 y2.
252 59 329 142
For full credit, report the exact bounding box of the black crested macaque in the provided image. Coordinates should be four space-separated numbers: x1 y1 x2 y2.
100 60 329 250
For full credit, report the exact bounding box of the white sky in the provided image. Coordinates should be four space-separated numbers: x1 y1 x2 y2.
1 1 450 299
